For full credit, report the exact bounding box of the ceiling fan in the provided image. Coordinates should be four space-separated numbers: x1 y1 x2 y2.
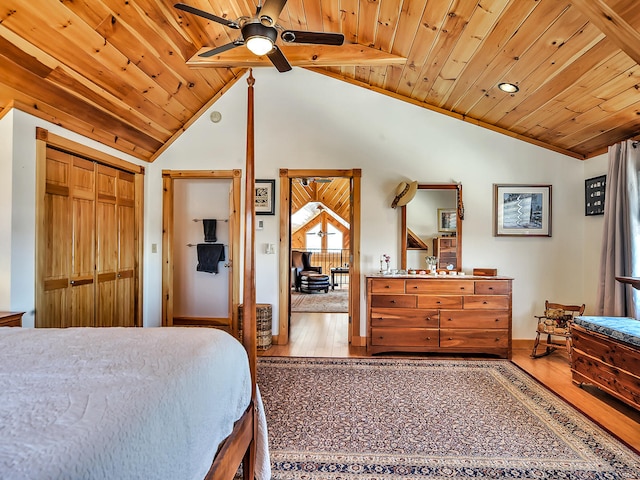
174 1 345 72
306 230 335 237
298 177 332 186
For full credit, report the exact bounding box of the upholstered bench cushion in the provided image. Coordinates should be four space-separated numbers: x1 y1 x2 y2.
574 316 640 348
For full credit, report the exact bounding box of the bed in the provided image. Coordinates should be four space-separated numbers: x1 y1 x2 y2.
0 327 270 480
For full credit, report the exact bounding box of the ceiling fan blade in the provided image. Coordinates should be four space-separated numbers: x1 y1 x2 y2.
281 30 344 45
258 0 288 26
174 3 239 29
267 46 292 72
198 41 244 57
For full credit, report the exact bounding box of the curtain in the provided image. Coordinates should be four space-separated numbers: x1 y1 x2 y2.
596 140 640 318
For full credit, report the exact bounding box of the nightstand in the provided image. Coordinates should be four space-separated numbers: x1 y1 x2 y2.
0 311 24 327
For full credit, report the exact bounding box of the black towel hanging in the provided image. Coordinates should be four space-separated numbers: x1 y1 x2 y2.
196 243 225 274
203 219 217 242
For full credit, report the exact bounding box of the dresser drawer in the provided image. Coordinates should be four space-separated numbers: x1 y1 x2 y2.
370 308 439 328
417 295 463 309
370 294 416 308
463 295 509 309
371 327 439 347
406 279 474 295
474 280 511 295
440 329 509 348
370 279 405 293
439 310 509 329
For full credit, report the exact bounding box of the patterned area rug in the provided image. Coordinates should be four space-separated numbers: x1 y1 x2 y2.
257 357 640 479
291 290 348 313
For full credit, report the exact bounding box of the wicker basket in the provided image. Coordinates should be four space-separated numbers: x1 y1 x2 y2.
237 304 272 351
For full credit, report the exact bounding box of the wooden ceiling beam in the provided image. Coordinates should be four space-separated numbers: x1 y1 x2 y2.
186 45 406 67
571 0 640 66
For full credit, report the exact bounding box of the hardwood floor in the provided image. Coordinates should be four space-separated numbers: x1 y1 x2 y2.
261 312 640 453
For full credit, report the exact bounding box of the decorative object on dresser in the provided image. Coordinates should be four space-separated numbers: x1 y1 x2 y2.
571 316 640 411
366 275 512 358
493 184 552 237
0 312 24 327
473 268 498 276
530 300 585 358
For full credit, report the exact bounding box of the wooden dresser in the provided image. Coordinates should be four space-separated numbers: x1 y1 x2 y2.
0 311 24 327
433 237 457 269
366 275 512 358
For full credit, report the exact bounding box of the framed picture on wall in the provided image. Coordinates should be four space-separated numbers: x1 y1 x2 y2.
493 184 552 237
437 208 457 233
255 179 275 215
585 175 606 216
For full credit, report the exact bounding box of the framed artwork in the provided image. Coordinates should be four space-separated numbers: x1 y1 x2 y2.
585 175 606 216
493 184 552 237
437 208 457 233
255 179 275 215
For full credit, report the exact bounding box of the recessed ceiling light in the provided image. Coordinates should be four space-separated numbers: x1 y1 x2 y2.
498 82 519 93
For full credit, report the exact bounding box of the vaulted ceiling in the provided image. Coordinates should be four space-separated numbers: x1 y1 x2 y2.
1 0 640 162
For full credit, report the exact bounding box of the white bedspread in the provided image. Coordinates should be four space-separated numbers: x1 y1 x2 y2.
0 327 270 480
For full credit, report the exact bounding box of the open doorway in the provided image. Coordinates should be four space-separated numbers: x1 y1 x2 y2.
290 177 350 315
276 169 362 348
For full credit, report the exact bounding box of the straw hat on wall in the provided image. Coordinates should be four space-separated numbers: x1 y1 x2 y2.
391 181 418 208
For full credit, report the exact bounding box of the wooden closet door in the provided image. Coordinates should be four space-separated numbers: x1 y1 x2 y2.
40 148 72 328
40 149 96 328
96 165 118 327
95 167 136 327
69 157 96 327
116 171 136 327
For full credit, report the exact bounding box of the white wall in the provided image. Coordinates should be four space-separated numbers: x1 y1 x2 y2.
1 68 608 340
0 111 14 309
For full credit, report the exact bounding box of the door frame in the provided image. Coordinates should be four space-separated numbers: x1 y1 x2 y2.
161 170 242 333
277 168 363 346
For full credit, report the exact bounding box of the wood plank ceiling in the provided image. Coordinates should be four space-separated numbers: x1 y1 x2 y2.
1 0 640 162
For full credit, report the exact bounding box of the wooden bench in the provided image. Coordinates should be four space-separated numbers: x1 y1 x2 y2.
571 316 640 411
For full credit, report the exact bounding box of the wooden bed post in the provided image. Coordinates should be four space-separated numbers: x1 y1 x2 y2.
242 69 258 479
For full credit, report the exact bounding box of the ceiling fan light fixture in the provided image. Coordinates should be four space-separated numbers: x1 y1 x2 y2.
498 82 519 93
246 36 274 55
242 21 277 55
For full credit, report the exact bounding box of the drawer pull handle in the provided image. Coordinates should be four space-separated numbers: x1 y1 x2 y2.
495 337 500 341
426 337 431 340
482 301 488 304
70 280 76 285
488 287 494 290
436 301 441 304
460 287 465 290
448 337 454 340
385 285 390 288
413 286 418 289
495 318 500 322
390 300 396 304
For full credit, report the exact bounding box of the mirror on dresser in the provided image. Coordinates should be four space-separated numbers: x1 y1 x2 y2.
400 183 463 271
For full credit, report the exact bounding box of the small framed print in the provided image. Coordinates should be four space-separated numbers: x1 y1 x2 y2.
493 184 552 237
585 175 606 216
255 179 275 215
437 208 457 233
255 179 276 215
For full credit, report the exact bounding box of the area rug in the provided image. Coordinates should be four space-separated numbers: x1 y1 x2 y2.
257 357 640 479
291 290 348 313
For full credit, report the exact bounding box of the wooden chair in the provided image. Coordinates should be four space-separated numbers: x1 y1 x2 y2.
531 300 585 358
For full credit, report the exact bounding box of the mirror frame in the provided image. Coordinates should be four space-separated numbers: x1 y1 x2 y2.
400 183 463 271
